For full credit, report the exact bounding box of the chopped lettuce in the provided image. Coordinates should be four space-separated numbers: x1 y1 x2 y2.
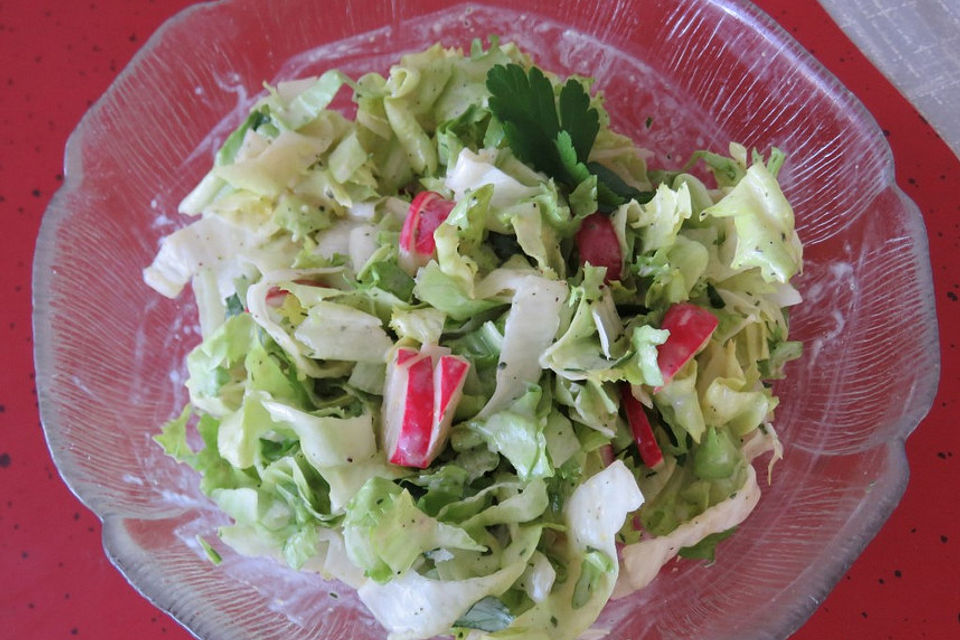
701 162 802 283
493 461 644 640
358 526 542 640
468 386 552 481
343 477 485 582
146 40 802 640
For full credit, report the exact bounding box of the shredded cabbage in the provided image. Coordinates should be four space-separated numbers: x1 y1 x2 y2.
148 38 802 640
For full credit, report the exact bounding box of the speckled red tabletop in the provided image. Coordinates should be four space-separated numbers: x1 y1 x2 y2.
2 1 957 638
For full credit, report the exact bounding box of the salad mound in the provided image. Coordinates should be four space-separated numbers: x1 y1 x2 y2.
147 38 803 640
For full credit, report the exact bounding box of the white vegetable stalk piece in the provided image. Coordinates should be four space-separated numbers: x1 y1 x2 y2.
382 346 470 469
477 275 568 419
293 300 393 363
245 268 344 379
143 215 264 299
445 147 540 209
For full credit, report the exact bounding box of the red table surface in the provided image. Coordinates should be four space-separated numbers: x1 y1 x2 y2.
2 0 957 638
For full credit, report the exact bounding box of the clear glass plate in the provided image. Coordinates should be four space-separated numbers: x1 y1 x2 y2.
33 1 939 638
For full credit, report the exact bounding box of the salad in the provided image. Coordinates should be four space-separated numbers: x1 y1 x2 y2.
146 38 802 640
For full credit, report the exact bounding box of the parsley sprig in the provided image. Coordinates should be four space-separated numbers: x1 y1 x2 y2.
486 63 650 211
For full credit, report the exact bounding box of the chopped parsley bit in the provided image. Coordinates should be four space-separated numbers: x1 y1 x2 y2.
196 535 222 565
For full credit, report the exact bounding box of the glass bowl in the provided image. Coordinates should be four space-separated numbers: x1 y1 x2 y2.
33 0 939 638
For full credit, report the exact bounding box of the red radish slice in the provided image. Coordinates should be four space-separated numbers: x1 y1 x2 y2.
575 212 622 283
434 356 468 418
382 347 471 469
381 347 433 464
427 355 469 459
383 352 435 468
394 347 420 367
394 355 435 466
412 194 454 255
656 303 718 389
398 191 455 273
621 384 663 469
598 443 615 467
265 286 287 307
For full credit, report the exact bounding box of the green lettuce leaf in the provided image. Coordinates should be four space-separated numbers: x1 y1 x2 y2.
653 359 706 444
358 525 542 640
343 476 485 583
701 162 802 283
491 461 643 640
468 385 552 481
677 526 738 562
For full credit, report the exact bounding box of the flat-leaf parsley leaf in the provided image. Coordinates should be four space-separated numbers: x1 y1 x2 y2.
486 63 651 211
